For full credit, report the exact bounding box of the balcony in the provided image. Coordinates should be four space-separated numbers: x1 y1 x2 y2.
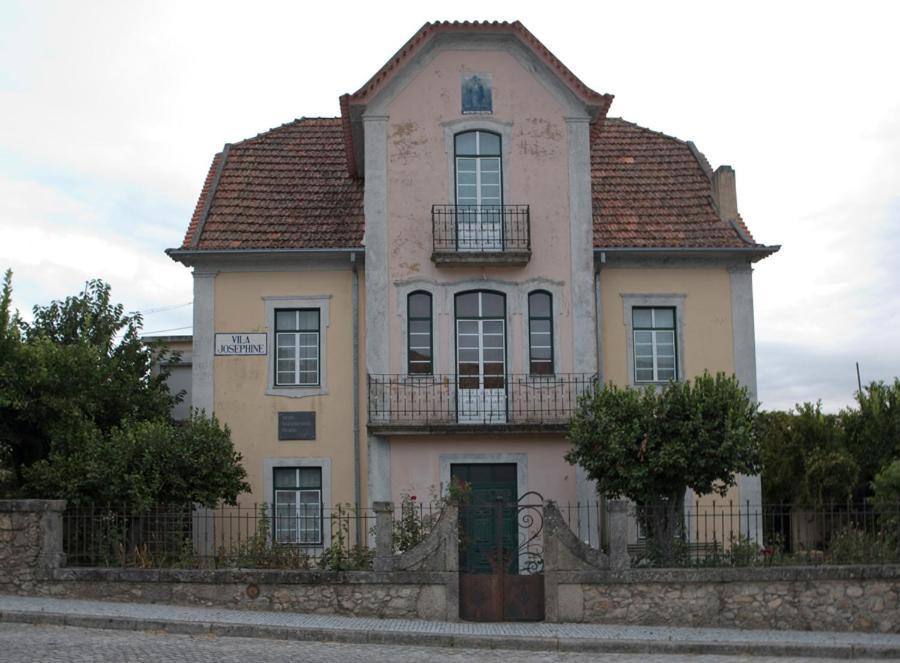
431 204 531 266
367 373 596 434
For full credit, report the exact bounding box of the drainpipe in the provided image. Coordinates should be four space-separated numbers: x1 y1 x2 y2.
351 253 362 545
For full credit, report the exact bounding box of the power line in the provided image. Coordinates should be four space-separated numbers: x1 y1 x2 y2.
132 301 192 316
142 325 192 335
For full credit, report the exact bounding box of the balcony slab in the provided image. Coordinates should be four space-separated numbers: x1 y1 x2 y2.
431 250 531 267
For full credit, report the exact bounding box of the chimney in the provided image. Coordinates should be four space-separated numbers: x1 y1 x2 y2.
712 165 738 221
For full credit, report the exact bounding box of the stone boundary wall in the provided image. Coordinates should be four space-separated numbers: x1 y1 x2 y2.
550 566 900 632
4 500 900 631
0 499 459 621
0 500 65 595
38 567 454 620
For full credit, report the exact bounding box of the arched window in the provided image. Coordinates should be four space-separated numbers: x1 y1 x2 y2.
528 291 553 375
454 130 503 251
407 291 433 375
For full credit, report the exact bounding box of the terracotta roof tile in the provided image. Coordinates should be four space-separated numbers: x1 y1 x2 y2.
181 116 764 252
591 118 758 248
180 118 363 250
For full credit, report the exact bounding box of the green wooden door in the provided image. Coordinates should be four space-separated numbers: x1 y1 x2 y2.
452 463 517 574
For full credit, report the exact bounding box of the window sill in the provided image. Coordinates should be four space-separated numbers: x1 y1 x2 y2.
266 386 328 399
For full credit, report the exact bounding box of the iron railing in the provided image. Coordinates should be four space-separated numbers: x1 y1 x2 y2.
431 204 531 253
62 501 441 569
367 373 596 427
558 500 900 567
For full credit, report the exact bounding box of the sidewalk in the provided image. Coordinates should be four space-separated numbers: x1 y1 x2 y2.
2 594 899 658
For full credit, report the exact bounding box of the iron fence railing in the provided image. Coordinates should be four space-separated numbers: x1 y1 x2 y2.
367 373 596 427
431 204 530 253
62 501 442 569
558 500 900 567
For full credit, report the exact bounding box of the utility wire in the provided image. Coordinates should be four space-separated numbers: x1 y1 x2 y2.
142 325 192 335
132 301 192 316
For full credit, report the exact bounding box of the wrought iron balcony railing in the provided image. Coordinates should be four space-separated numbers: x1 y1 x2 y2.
367 373 596 430
431 204 531 260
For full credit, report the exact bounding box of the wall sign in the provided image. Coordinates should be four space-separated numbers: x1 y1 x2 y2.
278 412 316 440
215 333 267 356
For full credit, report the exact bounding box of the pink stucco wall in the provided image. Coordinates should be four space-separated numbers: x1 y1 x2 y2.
389 435 578 506
384 47 576 375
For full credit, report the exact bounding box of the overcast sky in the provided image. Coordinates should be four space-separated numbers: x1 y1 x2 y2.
1 1 898 412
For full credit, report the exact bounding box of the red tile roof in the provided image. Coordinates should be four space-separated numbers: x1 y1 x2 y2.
591 118 759 249
180 118 363 250
179 116 764 253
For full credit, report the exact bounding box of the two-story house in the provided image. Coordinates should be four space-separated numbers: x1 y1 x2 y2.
167 20 777 549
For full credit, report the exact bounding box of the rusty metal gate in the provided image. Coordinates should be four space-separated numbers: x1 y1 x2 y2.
459 492 544 621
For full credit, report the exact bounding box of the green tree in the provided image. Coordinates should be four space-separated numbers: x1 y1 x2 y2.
758 403 857 505
0 276 174 488
566 372 759 560
22 412 249 508
845 380 900 486
760 381 900 506
871 459 900 533
0 271 248 506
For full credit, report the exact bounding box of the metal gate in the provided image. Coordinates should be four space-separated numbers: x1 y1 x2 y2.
459 492 544 621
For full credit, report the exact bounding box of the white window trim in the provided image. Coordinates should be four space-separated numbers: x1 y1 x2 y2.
621 294 686 387
265 296 331 398
442 119 512 206
264 457 332 551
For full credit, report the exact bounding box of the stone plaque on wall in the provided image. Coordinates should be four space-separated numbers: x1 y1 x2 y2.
278 412 316 440
214 333 267 356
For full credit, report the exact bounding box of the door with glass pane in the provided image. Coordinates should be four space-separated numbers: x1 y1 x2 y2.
456 292 506 423
455 130 502 251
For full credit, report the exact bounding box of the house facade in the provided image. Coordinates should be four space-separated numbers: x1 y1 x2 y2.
167 21 777 548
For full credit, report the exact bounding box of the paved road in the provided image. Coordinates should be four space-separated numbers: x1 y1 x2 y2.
0 624 859 663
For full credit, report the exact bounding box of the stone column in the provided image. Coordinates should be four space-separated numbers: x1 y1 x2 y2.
607 499 630 571
372 501 394 572
0 500 66 594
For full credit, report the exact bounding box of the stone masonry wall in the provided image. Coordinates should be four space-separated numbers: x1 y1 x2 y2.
555 567 900 632
37 568 452 620
0 500 66 595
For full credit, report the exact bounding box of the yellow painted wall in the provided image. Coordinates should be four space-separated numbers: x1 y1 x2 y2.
212 269 365 507
600 266 735 384
600 265 749 508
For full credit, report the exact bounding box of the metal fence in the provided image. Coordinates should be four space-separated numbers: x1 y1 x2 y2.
62 501 442 570
559 500 900 567
367 373 596 427
431 204 531 253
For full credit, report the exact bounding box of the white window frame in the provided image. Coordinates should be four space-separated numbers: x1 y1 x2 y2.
621 294 686 387
632 307 677 383
264 296 330 398
275 309 320 387
264 457 332 549
273 467 323 546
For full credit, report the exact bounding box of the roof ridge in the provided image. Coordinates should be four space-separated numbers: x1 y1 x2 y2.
604 117 689 145
229 117 342 147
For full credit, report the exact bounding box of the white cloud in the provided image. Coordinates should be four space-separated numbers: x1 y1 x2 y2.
1 0 899 408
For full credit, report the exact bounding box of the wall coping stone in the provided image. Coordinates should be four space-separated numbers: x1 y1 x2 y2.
552 564 900 585
49 567 455 586
0 500 67 513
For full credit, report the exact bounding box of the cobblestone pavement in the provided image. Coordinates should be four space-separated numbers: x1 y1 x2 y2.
0 624 860 663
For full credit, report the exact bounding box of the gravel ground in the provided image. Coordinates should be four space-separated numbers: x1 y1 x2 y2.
0 623 862 663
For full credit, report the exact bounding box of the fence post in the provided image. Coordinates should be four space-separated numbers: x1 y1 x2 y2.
607 499 630 571
373 501 394 572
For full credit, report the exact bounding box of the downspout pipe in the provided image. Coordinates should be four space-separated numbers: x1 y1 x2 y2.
351 253 362 545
